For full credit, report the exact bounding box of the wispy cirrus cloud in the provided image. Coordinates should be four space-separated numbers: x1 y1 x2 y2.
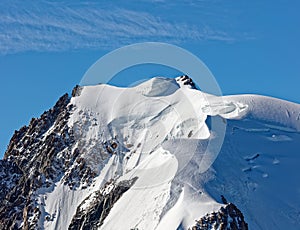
0 0 238 55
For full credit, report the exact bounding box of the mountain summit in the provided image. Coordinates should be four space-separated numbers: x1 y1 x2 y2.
1 77 300 230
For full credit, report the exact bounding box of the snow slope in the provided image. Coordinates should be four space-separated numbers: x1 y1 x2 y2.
206 94 300 229
35 77 300 229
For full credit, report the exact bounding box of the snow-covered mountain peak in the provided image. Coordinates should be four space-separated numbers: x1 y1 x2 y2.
63 77 251 228
1 76 300 230
130 75 196 97
69 77 248 173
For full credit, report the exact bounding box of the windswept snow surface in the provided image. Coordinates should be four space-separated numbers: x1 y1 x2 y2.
39 77 300 229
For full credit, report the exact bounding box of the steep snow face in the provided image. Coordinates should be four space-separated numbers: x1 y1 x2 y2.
27 76 300 230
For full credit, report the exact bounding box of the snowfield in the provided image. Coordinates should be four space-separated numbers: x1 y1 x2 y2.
37 77 300 230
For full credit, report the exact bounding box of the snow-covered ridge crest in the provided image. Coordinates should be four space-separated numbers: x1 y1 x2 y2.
227 94 300 131
69 76 248 176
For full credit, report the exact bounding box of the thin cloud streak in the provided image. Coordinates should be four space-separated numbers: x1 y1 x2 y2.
0 1 236 55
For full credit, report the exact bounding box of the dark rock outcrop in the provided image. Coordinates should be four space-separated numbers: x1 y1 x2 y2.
68 177 138 230
72 85 83 97
0 160 23 203
189 203 248 230
176 75 196 89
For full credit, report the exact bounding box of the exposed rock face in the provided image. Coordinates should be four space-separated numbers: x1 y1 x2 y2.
190 203 248 230
68 177 137 230
0 160 23 202
0 89 137 229
0 93 73 229
176 75 197 89
71 85 83 97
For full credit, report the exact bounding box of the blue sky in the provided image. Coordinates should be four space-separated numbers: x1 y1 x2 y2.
0 0 300 157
